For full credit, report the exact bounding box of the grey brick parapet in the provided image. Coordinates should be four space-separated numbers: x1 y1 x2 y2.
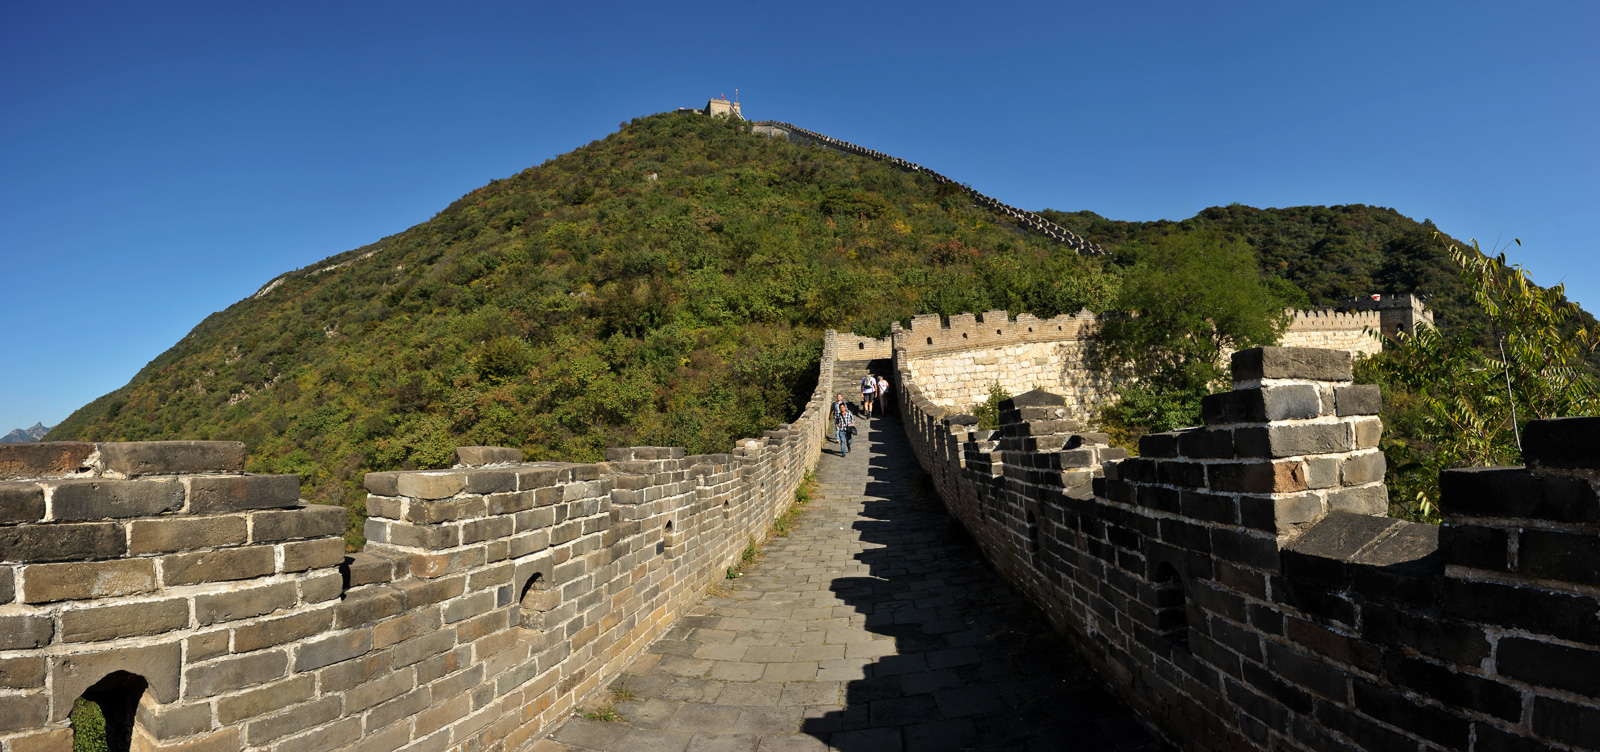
0 332 837 751
896 340 1600 751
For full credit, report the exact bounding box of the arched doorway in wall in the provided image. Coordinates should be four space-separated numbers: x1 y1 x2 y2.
72 671 149 752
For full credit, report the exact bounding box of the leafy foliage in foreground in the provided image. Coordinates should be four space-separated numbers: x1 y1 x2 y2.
49 114 1116 548
1360 239 1600 523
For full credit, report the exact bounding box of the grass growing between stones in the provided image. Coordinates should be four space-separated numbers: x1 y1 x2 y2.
580 705 622 722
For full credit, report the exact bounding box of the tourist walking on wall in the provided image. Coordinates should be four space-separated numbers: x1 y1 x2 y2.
833 396 856 456
860 374 877 417
876 375 890 416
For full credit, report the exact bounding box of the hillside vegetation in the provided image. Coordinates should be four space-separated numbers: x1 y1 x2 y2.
50 112 1591 545
50 114 1118 546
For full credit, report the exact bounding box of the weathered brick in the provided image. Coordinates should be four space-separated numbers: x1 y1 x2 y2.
344 667 414 712
194 581 297 625
1235 423 1351 459
1334 384 1382 416
1351 679 1469 749
335 586 405 628
1497 637 1600 696
0 481 45 523
217 674 315 724
0 564 11 603
0 521 125 562
1209 461 1307 494
231 607 334 653
282 537 347 572
187 474 300 513
250 504 347 542
0 693 47 733
1326 484 1388 515
127 515 248 554
50 478 184 520
1339 451 1385 485
22 559 156 603
1238 493 1322 534
1439 466 1598 523
455 445 523 467
395 472 467 500
98 440 246 476
60 598 190 642
300 570 344 603
1437 523 1509 571
1522 416 1600 472
134 696 213 741
295 629 374 671
363 471 400 496
244 695 341 745
1232 347 1352 383
0 441 94 480
162 546 276 585
402 495 487 524
0 655 44 688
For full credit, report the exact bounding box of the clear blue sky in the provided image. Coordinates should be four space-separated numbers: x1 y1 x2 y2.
2 1 1595 432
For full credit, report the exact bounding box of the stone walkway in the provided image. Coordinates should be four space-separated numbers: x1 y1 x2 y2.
536 411 1165 752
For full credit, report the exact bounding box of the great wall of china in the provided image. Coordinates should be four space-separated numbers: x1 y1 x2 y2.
0 110 1587 751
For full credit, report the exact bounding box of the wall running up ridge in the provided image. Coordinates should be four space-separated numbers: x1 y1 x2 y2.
0 334 837 752
750 120 1110 256
894 330 1600 751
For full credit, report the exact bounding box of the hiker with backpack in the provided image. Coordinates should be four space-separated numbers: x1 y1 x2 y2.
876 375 890 416
860 374 877 417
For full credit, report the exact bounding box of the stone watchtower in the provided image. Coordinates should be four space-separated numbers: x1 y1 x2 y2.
1341 293 1436 336
705 96 742 119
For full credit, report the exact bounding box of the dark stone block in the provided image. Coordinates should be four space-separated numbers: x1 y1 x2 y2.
1286 617 1382 674
1212 528 1279 570
1234 423 1352 459
99 440 246 476
1178 428 1235 459
1139 432 1181 458
1286 513 1399 561
1474 723 1564 752
51 478 184 520
1160 518 1210 551
1384 653 1522 721
1201 391 1256 426
1335 385 1383 416
1439 466 1598 523
1518 528 1600 586
1265 641 1349 701
1119 458 1158 483
1360 602 1490 666
0 441 96 480
1211 460 1310 494
0 521 126 562
1280 580 1356 624
1497 637 1600 697
250 504 347 543
0 614 53 649
1158 461 1206 488
1140 485 1181 513
1532 694 1600 748
188 474 301 513
0 482 45 524
1180 490 1238 525
1351 679 1470 749
998 389 1065 410
1232 347 1353 383
1441 577 1600 644
1242 660 1314 713
1261 384 1322 421
1522 417 1600 472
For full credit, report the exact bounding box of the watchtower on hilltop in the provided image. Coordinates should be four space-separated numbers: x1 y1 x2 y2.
706 93 742 119
1339 292 1436 335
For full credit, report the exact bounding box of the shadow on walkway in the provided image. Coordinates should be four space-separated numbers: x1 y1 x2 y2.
803 416 1166 751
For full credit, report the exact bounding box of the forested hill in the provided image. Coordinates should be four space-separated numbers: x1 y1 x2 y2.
46 112 1584 547
48 113 1119 545
1046 205 1486 333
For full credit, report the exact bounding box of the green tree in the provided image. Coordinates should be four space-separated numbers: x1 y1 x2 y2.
1094 231 1295 435
1370 238 1600 522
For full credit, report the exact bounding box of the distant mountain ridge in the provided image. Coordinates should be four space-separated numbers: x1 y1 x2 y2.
1 423 51 443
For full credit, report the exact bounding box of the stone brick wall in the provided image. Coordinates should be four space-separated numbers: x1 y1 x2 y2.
893 308 1389 416
0 334 837 751
896 343 1600 751
1278 309 1383 357
835 333 891 361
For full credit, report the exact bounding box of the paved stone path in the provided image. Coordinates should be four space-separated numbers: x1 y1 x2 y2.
536 410 1165 752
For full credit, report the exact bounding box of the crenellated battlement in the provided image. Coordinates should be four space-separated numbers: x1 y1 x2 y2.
0 336 839 751
894 341 1600 751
